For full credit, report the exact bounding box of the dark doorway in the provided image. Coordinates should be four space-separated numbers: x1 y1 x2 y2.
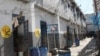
74 29 76 38
40 21 47 47
47 24 59 50
12 14 25 53
12 14 30 56
66 26 73 47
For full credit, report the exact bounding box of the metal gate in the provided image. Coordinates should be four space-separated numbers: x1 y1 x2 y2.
47 24 59 50
12 14 31 56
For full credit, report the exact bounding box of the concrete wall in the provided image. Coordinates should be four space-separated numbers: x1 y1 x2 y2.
33 0 75 21
85 14 97 32
33 6 58 47
0 0 35 32
0 0 86 55
0 0 33 56
59 18 69 48
95 0 100 12
33 4 77 48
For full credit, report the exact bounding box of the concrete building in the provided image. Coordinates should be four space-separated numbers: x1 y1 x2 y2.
94 0 100 12
85 13 97 36
0 0 86 56
94 0 100 29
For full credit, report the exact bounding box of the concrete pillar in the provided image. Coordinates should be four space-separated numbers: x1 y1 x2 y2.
57 15 61 48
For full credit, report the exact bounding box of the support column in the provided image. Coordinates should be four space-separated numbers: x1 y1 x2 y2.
57 15 61 48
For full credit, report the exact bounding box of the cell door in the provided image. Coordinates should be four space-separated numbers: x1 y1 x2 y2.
12 14 25 52
47 24 59 50
40 21 47 47
12 14 30 56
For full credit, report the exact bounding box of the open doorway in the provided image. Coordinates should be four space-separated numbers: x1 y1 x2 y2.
12 14 30 56
47 24 59 50
66 26 73 48
40 21 47 47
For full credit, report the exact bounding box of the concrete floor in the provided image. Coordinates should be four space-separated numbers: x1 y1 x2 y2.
70 37 98 56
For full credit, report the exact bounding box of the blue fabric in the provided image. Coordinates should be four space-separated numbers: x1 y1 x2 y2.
59 52 71 56
39 47 48 56
30 47 40 56
90 11 100 26
75 38 80 46
90 15 98 26
97 12 100 26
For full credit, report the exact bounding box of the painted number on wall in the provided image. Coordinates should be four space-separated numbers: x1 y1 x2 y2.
0 25 12 38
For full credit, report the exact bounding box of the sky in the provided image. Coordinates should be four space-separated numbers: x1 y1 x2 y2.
75 0 94 14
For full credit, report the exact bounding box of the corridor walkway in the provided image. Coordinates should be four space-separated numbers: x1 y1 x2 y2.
70 37 98 56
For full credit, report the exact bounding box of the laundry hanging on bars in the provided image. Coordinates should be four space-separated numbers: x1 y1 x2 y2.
12 17 19 27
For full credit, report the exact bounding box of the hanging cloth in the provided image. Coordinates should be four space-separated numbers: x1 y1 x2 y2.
12 17 19 27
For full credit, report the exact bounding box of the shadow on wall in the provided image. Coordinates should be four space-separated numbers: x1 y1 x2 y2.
4 35 14 56
0 44 4 56
79 34 86 40
86 31 95 37
78 38 98 56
